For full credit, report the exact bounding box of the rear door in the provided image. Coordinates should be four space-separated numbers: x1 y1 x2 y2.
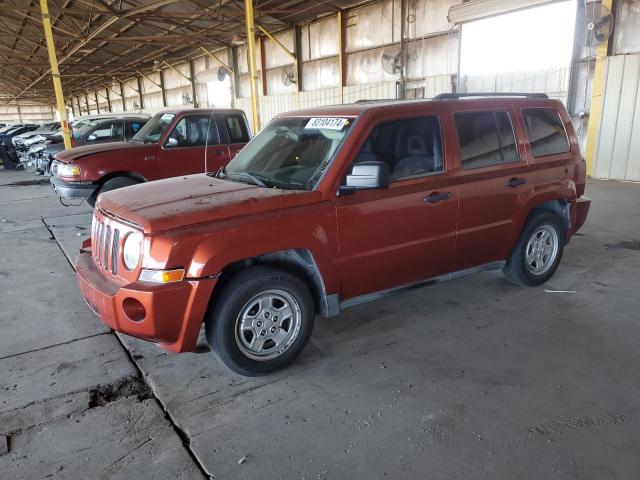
157 114 217 177
453 108 532 270
218 112 250 160
334 111 459 300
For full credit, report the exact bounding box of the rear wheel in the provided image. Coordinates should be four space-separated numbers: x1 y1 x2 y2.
87 176 140 208
205 266 315 376
503 211 564 286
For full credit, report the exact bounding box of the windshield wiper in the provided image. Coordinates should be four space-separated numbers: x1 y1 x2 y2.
225 170 268 187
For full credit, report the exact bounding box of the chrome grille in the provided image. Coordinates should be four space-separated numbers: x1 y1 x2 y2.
92 215 120 275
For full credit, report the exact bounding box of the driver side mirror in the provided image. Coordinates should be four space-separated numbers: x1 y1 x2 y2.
165 137 179 148
86 134 97 142
340 161 390 194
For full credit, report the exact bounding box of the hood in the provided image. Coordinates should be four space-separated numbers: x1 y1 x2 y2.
54 141 147 163
98 174 321 234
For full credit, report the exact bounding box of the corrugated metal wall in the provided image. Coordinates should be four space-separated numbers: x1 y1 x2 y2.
592 54 640 181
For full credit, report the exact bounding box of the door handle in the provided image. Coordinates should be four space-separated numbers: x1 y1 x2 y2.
505 177 527 188
424 191 451 204
209 149 225 156
144 155 157 162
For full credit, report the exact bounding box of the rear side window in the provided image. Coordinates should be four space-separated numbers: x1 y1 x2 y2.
522 108 570 157
225 115 250 143
455 111 519 170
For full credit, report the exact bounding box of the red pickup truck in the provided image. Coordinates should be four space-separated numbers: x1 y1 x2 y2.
75 94 590 376
50 109 250 206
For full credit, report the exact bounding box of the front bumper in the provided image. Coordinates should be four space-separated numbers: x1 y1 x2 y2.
76 249 217 352
50 176 98 199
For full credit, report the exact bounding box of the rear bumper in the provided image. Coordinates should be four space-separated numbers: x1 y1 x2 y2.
75 249 217 352
50 176 97 199
569 196 591 237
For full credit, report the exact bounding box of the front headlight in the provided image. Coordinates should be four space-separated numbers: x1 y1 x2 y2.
57 163 81 177
123 232 143 270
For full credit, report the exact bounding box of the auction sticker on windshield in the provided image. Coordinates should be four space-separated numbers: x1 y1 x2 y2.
305 117 349 131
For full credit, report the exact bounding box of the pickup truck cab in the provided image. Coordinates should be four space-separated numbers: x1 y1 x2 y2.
51 109 250 206
75 94 590 375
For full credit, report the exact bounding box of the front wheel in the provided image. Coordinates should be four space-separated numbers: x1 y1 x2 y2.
205 266 315 376
503 211 565 286
87 177 140 207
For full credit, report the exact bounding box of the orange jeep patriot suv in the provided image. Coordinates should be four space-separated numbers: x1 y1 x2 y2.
76 93 590 375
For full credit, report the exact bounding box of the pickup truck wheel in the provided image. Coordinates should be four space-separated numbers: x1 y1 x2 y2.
87 177 140 207
206 266 315 376
503 211 564 287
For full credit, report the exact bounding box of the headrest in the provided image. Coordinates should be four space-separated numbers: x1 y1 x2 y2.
407 135 427 156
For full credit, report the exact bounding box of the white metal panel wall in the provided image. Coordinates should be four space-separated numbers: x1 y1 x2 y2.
593 54 640 181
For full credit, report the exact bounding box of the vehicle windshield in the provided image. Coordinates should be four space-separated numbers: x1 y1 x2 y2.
222 116 354 190
133 113 175 143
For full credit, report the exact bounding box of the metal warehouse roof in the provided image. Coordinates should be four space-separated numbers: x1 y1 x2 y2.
0 0 362 104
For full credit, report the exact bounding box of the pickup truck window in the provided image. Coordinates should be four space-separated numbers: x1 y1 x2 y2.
522 108 570 157
354 116 443 181
133 112 175 144
225 115 250 143
455 111 519 170
166 115 219 147
87 121 123 142
223 116 353 190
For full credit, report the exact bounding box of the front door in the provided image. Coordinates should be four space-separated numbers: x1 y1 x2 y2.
334 114 458 300
158 114 227 178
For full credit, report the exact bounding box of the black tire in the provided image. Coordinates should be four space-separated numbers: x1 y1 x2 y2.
503 211 565 287
205 266 315 376
87 176 140 208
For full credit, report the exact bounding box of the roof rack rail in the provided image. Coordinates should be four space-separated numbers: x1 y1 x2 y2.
433 92 549 100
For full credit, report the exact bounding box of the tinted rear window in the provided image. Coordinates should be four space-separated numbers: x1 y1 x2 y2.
522 108 570 157
455 111 519 170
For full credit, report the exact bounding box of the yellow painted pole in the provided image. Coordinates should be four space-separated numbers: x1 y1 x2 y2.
338 11 345 104
40 0 71 150
244 0 261 133
584 0 613 176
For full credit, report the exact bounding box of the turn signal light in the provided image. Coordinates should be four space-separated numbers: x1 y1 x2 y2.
139 268 185 284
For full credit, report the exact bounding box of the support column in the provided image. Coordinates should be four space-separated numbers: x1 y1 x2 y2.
137 76 144 110
84 94 90 114
159 69 168 107
244 0 261 133
105 87 112 112
259 37 267 96
338 11 346 104
189 59 198 107
40 0 71 149
95 91 100 114
584 0 614 176
120 82 126 111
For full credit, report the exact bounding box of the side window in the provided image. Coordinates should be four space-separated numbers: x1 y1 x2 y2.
455 111 519 170
126 120 144 139
522 108 570 157
495 112 518 163
353 116 444 181
166 115 215 147
225 115 250 143
88 121 122 141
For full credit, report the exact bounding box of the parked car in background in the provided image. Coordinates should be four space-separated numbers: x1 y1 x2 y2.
75 94 590 375
0 124 40 169
51 109 250 206
12 122 60 164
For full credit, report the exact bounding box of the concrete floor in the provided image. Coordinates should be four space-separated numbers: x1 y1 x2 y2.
1 169 639 480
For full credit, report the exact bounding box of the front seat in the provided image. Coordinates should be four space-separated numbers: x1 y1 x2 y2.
393 135 433 179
